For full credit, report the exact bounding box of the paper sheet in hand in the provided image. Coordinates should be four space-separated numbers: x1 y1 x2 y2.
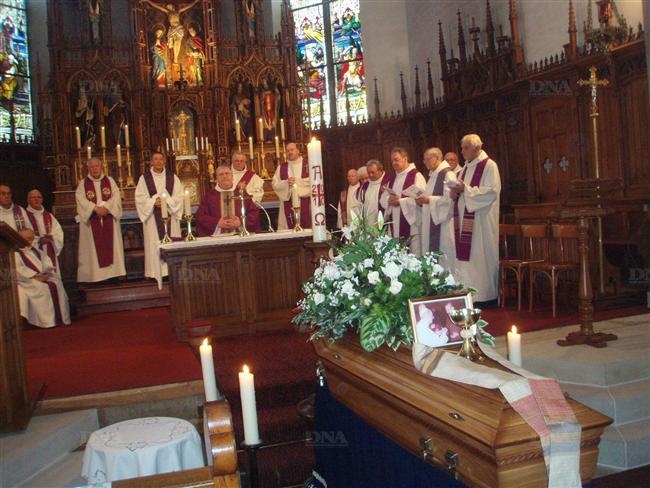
401 185 426 199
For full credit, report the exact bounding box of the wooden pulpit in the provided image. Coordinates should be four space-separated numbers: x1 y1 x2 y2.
0 223 30 432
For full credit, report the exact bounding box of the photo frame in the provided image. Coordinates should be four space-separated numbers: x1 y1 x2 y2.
408 293 473 348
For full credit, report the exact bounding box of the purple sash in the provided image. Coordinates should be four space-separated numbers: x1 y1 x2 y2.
18 248 63 325
143 170 175 240
454 158 488 261
13 205 27 231
26 210 57 271
84 176 114 268
428 168 451 252
387 168 417 239
280 161 311 229
234 170 255 196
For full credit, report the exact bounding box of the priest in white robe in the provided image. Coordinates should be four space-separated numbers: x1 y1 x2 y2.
26 189 64 275
450 134 501 304
0 184 32 232
15 228 70 328
231 151 264 203
336 168 360 228
379 147 426 254
272 142 311 230
135 151 183 284
75 157 126 282
358 159 387 225
414 148 457 273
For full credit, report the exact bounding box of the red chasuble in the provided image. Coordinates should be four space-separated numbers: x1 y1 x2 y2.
84 176 115 268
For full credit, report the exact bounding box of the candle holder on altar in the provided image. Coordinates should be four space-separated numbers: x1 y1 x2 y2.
233 193 251 237
76 148 83 184
125 147 136 187
101 148 108 176
160 216 172 244
184 213 197 241
448 308 485 362
241 441 262 488
292 206 303 232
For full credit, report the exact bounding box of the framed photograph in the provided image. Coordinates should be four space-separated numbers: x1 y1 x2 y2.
408 293 473 348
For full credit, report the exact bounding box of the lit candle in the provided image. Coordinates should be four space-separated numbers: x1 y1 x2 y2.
238 364 261 445
274 136 280 158
248 136 254 161
100 126 106 148
200 338 219 402
75 126 81 149
171 138 175 151
204 136 208 150
307 137 326 242
195 136 199 152
116 144 122 167
257 117 263 141
124 125 130 147
235 119 241 142
184 189 191 216
165 138 170 152
86 146 92 160
280 118 286 141
160 192 168 219
507 325 522 367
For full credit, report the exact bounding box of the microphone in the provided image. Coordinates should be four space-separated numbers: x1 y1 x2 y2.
252 199 275 232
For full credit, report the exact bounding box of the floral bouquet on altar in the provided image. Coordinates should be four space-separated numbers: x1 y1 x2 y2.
293 212 466 352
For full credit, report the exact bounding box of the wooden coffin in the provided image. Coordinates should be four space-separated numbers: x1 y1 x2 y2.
313 334 612 488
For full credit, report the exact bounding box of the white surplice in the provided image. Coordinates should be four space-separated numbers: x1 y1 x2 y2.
453 150 501 302
135 169 183 283
232 166 265 203
336 183 360 228
75 174 126 282
26 205 64 274
15 245 70 328
361 178 384 225
272 157 311 230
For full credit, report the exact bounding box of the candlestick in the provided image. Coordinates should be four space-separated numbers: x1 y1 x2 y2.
184 189 191 216
507 325 522 367
274 136 280 159
248 136 254 161
86 146 92 160
238 364 261 445
235 119 241 142
200 338 219 402
116 144 122 167
307 137 327 242
257 117 263 141
124 125 130 147
280 118 286 141
75 126 81 149
100 126 106 148
160 192 168 219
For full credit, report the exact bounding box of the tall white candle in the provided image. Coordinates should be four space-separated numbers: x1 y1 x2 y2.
165 138 170 152
204 136 208 151
184 189 191 216
195 136 199 152
507 325 522 367
274 136 280 158
257 117 263 141
160 192 168 219
307 137 326 242
248 136 254 161
116 144 122 167
280 118 286 141
100 126 106 148
238 364 261 445
75 126 81 149
86 146 92 160
124 125 130 147
199 338 219 402
171 138 175 151
235 119 241 142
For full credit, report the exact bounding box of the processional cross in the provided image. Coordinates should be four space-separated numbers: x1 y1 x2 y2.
577 66 609 179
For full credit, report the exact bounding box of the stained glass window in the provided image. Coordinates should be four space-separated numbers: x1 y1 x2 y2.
0 0 33 144
291 0 367 129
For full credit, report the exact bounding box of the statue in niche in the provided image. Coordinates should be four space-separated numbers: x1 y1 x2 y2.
231 82 252 138
103 81 128 147
75 83 95 148
185 24 205 85
142 0 200 63
151 25 168 87
260 78 280 139
243 0 256 43
88 0 102 44
172 108 194 155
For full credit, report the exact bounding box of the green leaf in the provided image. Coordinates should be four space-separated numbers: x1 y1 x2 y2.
359 308 391 351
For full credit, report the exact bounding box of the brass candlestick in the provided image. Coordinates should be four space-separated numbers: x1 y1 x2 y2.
160 216 172 244
76 148 83 184
293 206 303 232
101 148 108 176
184 213 197 241
233 193 251 237
125 147 135 187
448 308 485 362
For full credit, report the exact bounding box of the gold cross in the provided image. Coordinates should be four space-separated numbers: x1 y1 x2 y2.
578 66 609 117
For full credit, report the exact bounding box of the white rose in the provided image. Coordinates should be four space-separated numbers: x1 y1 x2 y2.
445 274 456 285
363 258 374 268
381 261 402 279
323 264 341 280
340 280 357 298
367 271 380 284
363 298 372 307
314 293 325 305
433 263 444 274
389 279 403 294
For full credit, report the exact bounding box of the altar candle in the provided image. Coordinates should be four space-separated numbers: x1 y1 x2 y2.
274 136 280 158
238 364 261 445
75 126 81 149
507 325 522 367
124 125 130 147
248 136 254 160
165 138 170 152
200 339 219 402
257 117 263 141
160 192 168 219
100 126 106 148
195 136 199 152
204 136 208 150
280 118 286 141
235 119 241 142
184 189 191 215
86 146 92 160
307 137 326 242
116 144 122 167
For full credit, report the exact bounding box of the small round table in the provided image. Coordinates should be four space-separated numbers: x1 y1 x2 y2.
82 417 204 483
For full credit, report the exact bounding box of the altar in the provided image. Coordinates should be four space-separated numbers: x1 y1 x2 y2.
160 230 324 340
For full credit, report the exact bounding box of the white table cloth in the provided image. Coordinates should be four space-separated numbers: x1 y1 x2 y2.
81 417 204 483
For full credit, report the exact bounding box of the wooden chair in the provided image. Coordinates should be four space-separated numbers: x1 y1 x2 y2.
500 224 545 310
528 223 580 317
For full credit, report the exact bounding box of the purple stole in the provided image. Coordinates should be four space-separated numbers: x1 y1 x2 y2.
427 168 451 252
84 176 114 268
13 205 27 231
18 247 63 325
26 210 57 271
234 170 255 196
280 161 311 229
454 158 489 261
387 168 417 239
143 170 175 240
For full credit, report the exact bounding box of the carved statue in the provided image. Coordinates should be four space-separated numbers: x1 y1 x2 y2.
231 82 252 138
75 83 95 148
88 0 102 44
243 0 256 43
142 0 200 63
260 78 280 136
151 25 167 87
185 24 205 85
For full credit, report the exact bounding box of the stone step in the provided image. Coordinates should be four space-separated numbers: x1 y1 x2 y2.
598 418 650 470
75 280 169 316
0 409 99 488
562 377 650 424
18 451 86 488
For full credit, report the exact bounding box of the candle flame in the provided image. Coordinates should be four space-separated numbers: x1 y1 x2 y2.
243 364 250 374
311 136 317 143
511 325 518 334
202 338 209 346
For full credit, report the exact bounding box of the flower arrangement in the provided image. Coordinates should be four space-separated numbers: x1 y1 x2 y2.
293 213 466 352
